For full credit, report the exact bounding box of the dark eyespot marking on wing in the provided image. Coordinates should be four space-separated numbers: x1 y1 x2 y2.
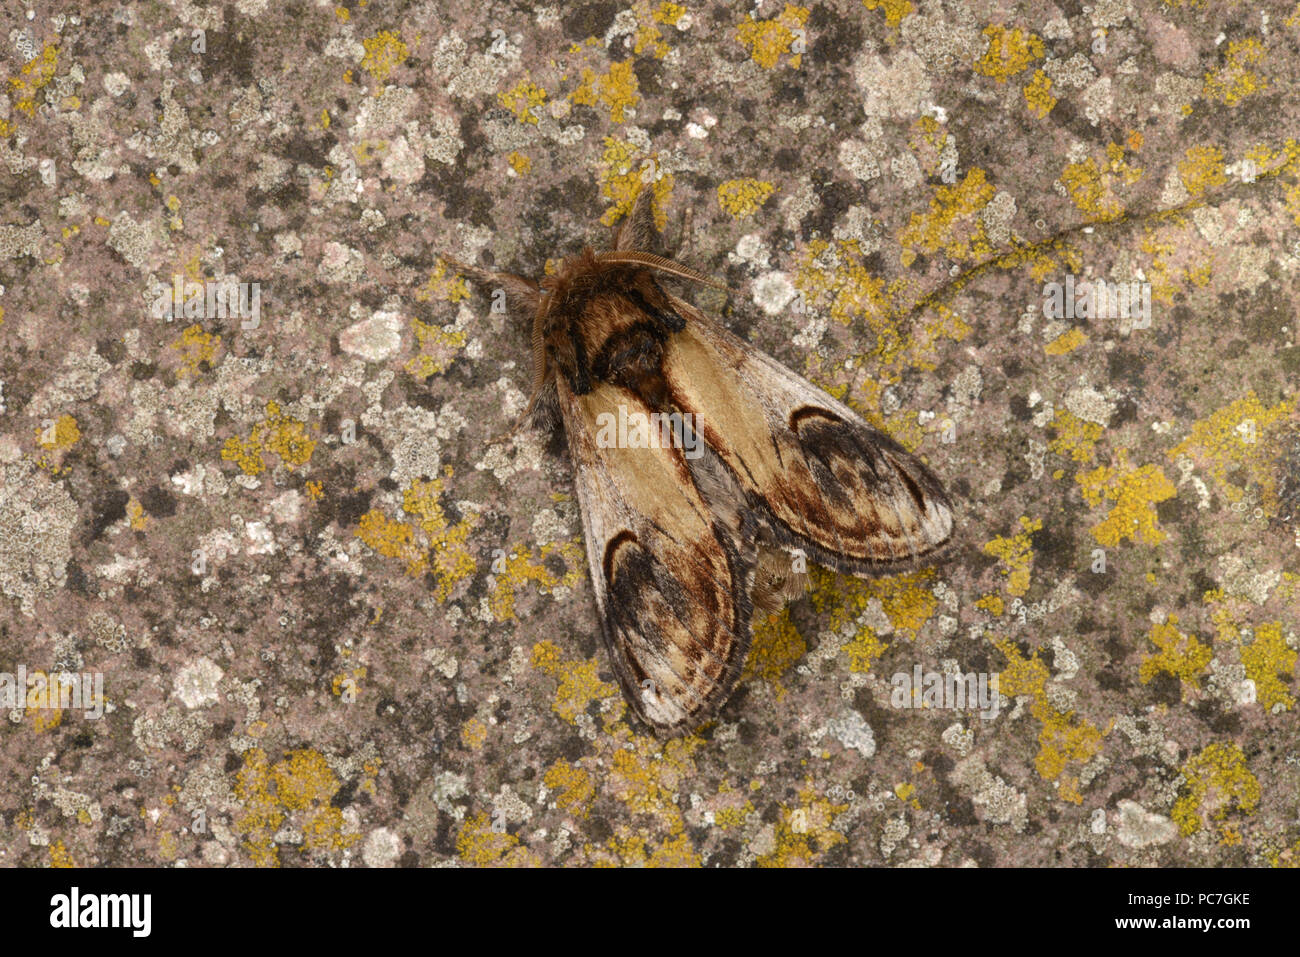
789 405 843 430
603 529 638 584
890 454 931 513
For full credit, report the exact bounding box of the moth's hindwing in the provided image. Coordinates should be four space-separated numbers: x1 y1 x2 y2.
660 295 955 575
557 378 755 735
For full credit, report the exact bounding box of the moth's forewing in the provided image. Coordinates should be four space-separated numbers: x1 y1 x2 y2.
556 377 755 735
660 294 955 575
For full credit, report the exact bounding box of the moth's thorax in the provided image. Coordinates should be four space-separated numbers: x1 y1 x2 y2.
539 256 685 400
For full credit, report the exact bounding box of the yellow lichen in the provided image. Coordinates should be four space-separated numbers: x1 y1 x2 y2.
170 323 222 377
460 716 488 750
1139 615 1212 690
356 510 423 571
717 178 777 219
1048 409 1104 464
544 759 594 816
568 60 639 123
455 812 541 866
815 566 938 639
360 30 409 88
405 315 467 379
1203 38 1269 106
994 638 1106 801
841 627 889 674
654 1 686 24
606 735 702 833
714 786 756 829
35 414 81 451
1178 144 1227 198
975 593 1005 616
899 168 997 262
221 400 317 475
808 567 936 676
632 1 684 58
499 74 548 124
982 516 1041 597
331 667 366 699
736 4 810 70
8 43 58 117
973 25 1043 82
1167 391 1295 511
1171 742 1260 837
355 474 478 599
507 151 532 175
1076 451 1175 546
862 0 913 32
416 258 471 303
1060 158 1123 222
49 840 75 868
1023 68 1056 118
757 785 848 866
531 640 620 725
742 608 808 698
1240 622 1296 711
591 830 701 867
1044 327 1087 355
233 747 360 867
597 137 674 230
25 671 74 732
795 240 972 385
489 539 584 620
126 498 149 531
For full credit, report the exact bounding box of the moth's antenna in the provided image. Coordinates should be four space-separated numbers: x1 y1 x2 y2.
593 251 726 290
526 293 551 410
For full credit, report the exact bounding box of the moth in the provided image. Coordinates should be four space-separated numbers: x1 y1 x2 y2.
447 189 954 736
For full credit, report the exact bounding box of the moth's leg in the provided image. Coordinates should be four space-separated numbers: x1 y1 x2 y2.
666 204 694 261
614 185 660 252
442 255 545 444
440 255 540 316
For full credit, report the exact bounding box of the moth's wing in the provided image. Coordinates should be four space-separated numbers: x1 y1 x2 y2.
556 379 755 735
660 296 954 575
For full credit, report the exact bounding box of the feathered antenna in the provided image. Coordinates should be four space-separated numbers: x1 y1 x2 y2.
593 250 726 289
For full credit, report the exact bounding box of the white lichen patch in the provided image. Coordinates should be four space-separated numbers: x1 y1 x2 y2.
826 709 876 758
751 271 798 316
1115 800 1179 848
0 463 78 616
952 756 1028 831
174 657 224 709
339 309 404 362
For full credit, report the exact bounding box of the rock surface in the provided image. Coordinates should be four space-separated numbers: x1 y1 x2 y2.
0 1 1297 867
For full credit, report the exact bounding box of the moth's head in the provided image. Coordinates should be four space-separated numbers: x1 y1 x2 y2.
446 196 723 409
528 248 723 398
